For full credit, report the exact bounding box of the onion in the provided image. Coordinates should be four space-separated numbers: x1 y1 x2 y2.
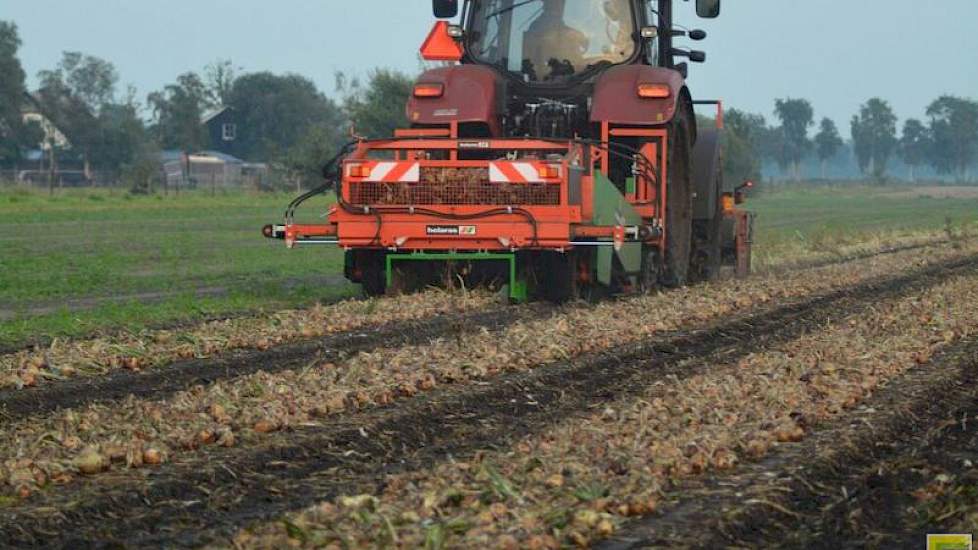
75 449 107 475
143 448 164 465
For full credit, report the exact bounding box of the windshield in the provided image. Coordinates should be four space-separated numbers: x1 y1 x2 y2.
468 0 637 84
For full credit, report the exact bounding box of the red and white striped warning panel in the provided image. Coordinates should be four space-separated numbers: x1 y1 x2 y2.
346 161 420 182
488 161 561 184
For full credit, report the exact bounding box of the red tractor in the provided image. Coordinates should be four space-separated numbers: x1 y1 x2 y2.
265 0 753 302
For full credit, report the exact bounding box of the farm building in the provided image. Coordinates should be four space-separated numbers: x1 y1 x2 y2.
160 150 268 190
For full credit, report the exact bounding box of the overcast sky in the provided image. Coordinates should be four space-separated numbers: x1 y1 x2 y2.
5 0 978 132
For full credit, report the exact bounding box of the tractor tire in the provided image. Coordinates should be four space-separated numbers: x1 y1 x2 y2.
691 170 724 282
659 118 694 288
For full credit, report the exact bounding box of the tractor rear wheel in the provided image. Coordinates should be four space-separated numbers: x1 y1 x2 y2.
660 119 694 288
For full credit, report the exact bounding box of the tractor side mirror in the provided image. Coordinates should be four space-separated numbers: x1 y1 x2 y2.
696 0 721 18
433 0 459 18
688 29 707 40
689 50 706 63
675 62 689 79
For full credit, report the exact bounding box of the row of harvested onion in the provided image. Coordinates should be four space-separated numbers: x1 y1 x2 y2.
0 289 496 390
0 241 973 500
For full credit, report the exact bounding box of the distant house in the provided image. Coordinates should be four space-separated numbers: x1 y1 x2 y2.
201 107 240 158
20 92 70 152
15 92 81 184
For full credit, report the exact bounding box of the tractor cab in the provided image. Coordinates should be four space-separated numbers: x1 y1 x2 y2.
466 0 642 86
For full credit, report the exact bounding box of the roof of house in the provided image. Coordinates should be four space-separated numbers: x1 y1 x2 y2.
201 106 231 125
195 150 245 164
158 150 185 163
158 150 246 165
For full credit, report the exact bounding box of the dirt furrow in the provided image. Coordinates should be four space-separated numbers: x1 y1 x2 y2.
3 253 975 548
599 336 978 550
0 305 551 421
761 235 948 274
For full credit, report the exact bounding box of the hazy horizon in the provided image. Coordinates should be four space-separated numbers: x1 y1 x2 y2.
5 0 978 130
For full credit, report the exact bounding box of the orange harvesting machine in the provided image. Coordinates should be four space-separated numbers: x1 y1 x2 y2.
265 0 753 302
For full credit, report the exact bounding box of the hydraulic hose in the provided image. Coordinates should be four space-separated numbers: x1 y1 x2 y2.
284 140 358 225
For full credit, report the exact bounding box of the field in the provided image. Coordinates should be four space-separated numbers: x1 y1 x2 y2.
1 183 977 548
0 187 349 349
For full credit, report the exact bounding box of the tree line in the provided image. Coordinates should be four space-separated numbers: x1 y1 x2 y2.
722 95 978 185
0 21 414 190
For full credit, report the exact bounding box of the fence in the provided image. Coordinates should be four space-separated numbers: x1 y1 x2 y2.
1 161 270 191
0 169 122 187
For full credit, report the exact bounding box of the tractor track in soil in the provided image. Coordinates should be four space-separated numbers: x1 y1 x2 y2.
2 254 976 548
0 304 555 422
598 335 978 550
761 237 947 275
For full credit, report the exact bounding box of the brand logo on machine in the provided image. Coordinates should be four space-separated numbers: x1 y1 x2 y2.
458 140 491 149
426 225 476 236
928 534 973 550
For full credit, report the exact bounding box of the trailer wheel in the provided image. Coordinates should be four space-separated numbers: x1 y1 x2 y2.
660 119 693 288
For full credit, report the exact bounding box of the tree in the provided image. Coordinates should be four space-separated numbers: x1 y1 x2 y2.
850 98 898 181
204 59 238 108
227 72 344 163
0 21 40 165
813 118 843 179
925 96 978 182
773 98 814 181
36 51 119 178
722 109 768 184
280 125 344 191
147 72 210 152
340 69 413 139
56 52 117 112
91 87 151 175
899 118 930 183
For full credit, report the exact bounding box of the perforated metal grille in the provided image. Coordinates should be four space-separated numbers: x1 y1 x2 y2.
348 167 560 206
